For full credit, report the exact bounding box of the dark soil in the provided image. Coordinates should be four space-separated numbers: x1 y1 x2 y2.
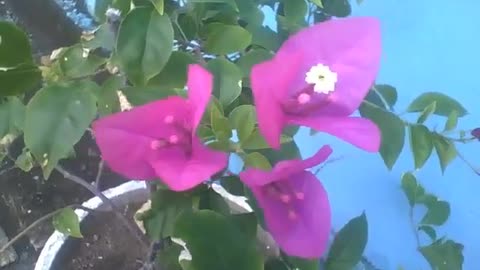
50 203 146 270
1 1 145 269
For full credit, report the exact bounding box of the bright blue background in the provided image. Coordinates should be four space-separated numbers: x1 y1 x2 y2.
260 1 480 269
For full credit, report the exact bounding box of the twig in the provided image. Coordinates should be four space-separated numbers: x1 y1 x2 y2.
455 150 480 176
94 160 105 189
0 204 94 253
409 207 421 249
55 165 149 252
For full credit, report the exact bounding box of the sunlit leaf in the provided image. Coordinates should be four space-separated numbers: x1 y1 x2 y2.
53 207 83 238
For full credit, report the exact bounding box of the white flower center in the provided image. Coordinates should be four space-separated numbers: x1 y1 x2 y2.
305 63 338 94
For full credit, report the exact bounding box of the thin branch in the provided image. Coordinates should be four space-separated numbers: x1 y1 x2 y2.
0 204 94 253
94 159 105 189
455 150 480 176
55 165 149 252
409 207 421 249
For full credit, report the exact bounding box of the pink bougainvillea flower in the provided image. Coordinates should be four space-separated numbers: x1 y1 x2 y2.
251 17 382 151
92 64 228 191
239 145 333 258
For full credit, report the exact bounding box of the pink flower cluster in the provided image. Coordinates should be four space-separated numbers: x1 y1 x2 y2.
92 17 381 259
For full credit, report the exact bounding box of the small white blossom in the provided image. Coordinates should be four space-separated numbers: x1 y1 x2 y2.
305 63 338 94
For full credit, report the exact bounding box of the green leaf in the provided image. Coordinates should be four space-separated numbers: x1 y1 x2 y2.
325 212 368 270
407 92 468 117
409 124 433 169
199 189 231 216
229 213 258 240
148 51 196 89
52 207 83 238
173 210 263 270
95 75 122 116
59 45 107 78
257 139 301 165
418 225 437 241
433 135 457 173
236 49 273 77
24 81 98 179
310 0 324 8
0 97 25 138
444 110 458 131
265 259 290 270
83 24 116 51
242 129 293 150
243 152 272 170
284 0 307 23
247 25 282 52
401 172 418 207
421 200 450 226
208 57 243 106
121 86 176 106
116 6 174 85
203 23 252 55
420 239 464 270
219 175 245 196
235 0 264 26
15 149 34 172
417 101 436 124
359 102 405 169
139 189 192 240
285 256 320 270
211 107 232 141
0 22 34 67
0 63 42 96
321 0 351 17
373 84 397 109
150 0 164 14
191 0 239 11
228 105 256 142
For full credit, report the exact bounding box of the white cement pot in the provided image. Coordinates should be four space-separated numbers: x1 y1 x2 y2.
34 181 148 270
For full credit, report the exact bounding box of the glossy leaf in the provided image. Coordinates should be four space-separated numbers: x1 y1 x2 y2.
421 200 450 226
374 84 397 109
409 124 433 169
236 49 274 77
121 86 176 106
325 212 368 270
203 23 252 55
59 44 107 78
219 175 245 196
243 152 272 170
407 92 468 117
24 81 98 179
116 7 174 85
247 25 282 52
95 75 123 116
173 210 263 270
140 189 192 240
207 57 243 106
211 106 232 141
420 240 464 270
444 110 458 131
83 23 115 51
417 101 436 124
52 207 83 238
148 51 196 89
433 135 457 173
418 225 437 241
0 22 34 67
229 213 258 240
228 105 256 142
0 63 42 96
321 0 351 17
359 102 405 169
257 139 301 165
0 97 25 138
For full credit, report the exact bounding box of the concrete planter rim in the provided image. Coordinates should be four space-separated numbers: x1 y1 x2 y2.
34 180 148 270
